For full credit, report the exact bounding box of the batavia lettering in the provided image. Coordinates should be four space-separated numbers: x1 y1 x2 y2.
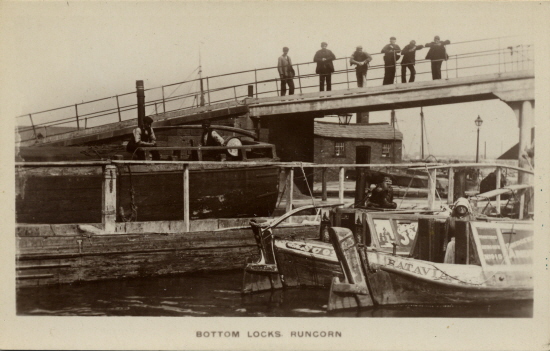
196 331 240 338
290 331 342 337
385 257 458 283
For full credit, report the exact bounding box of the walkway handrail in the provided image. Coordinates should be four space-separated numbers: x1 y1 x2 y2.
16 35 533 142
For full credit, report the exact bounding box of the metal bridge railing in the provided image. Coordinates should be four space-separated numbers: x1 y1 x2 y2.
16 35 533 143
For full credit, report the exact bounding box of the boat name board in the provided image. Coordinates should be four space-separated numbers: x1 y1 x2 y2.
285 241 334 258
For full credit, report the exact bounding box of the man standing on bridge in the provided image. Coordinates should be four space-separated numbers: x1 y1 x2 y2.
400 40 424 83
350 45 373 88
425 36 451 80
381 37 401 85
313 42 336 91
278 47 295 96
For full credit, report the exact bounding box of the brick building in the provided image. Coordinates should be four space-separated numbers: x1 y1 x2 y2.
314 121 403 181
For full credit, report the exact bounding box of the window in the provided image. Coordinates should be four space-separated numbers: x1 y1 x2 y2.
382 143 391 157
334 142 345 157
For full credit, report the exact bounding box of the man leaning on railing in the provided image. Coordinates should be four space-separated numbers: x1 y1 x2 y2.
425 35 451 80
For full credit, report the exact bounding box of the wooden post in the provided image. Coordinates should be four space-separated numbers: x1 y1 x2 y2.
495 167 501 214
161 86 166 115
233 86 238 101
206 77 212 105
296 64 303 94
75 104 80 130
102 165 117 232
427 168 437 210
254 70 258 98
183 164 190 232
339 167 345 205
285 168 294 222
322 167 328 201
345 59 350 89
116 95 122 122
447 167 454 205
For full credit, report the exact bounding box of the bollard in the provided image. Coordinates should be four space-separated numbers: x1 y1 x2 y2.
102 165 117 233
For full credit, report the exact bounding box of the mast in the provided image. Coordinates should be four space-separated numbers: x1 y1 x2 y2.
199 45 205 107
420 107 425 160
136 80 145 129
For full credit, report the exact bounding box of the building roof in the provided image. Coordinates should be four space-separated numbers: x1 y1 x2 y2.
314 121 403 141
498 143 518 160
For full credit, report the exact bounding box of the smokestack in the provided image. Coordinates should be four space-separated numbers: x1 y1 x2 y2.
136 80 145 128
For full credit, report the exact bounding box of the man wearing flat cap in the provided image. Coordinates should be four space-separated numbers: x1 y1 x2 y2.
278 46 295 96
381 37 401 85
425 35 451 80
313 42 336 91
400 40 424 83
350 45 373 88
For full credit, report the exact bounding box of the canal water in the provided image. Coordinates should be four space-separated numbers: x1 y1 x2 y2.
17 270 532 317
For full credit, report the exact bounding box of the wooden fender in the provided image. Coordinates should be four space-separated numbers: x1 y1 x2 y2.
327 227 374 311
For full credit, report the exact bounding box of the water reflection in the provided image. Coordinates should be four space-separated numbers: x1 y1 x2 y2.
17 270 532 317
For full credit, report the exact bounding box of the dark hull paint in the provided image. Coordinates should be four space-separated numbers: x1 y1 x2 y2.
16 165 279 224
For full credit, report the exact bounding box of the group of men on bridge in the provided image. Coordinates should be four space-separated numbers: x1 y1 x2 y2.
277 36 451 95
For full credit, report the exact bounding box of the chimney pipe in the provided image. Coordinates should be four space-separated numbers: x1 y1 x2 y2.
136 80 145 128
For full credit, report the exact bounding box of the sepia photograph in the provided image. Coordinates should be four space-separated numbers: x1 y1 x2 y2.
1 1 549 350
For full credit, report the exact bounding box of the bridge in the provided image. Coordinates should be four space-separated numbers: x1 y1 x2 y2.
16 36 534 172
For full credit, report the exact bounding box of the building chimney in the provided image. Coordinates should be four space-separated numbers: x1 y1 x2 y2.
356 111 369 124
136 80 145 128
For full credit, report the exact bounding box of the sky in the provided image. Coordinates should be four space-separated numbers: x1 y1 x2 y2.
1 1 547 159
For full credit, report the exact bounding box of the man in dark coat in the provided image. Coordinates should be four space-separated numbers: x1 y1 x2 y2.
313 42 336 91
381 37 401 85
126 116 160 160
367 176 397 209
350 45 373 88
400 40 424 83
200 120 225 160
425 35 451 80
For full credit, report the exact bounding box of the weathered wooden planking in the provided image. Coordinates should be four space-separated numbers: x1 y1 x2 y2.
16 225 318 287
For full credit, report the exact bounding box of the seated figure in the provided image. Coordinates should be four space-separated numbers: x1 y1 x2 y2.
367 176 397 209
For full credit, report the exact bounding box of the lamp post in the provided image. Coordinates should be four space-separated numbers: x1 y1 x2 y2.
475 115 483 163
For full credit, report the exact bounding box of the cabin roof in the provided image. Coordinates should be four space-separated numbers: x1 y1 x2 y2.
314 121 403 141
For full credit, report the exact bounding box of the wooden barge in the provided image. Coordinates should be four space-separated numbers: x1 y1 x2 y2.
242 183 534 311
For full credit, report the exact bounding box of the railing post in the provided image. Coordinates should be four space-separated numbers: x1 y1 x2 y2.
275 79 279 96
285 167 294 222
495 167 501 214
116 95 122 122
28 114 37 140
102 165 117 233
206 77 211 105
296 64 303 94
447 167 454 205
455 54 458 78
339 167 345 205
322 167 328 201
162 86 166 114
75 104 80 130
498 37 501 74
427 169 437 210
254 69 258 98
183 164 190 232
233 86 238 101
345 59 350 89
